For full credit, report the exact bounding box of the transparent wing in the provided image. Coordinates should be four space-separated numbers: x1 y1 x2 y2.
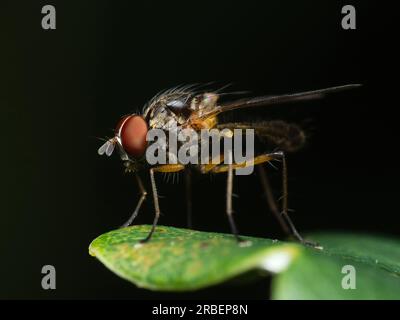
200 84 361 120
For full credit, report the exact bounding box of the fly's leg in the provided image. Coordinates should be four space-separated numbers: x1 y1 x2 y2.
140 168 161 243
210 151 319 248
211 153 277 173
199 154 224 173
257 164 290 235
121 173 147 228
226 152 243 243
140 164 185 243
200 154 246 243
275 151 320 248
185 168 193 229
279 151 303 241
209 152 277 244
226 151 252 245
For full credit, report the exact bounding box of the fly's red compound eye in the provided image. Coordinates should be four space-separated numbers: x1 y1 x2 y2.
117 115 148 157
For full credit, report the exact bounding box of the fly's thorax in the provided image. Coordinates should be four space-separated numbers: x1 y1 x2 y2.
147 105 186 130
144 90 193 129
143 89 220 130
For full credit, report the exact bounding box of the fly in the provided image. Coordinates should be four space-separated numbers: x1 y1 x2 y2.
98 83 361 245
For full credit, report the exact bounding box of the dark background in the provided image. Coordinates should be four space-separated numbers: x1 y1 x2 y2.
1 0 399 299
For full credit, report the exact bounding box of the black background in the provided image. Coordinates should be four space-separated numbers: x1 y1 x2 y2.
1 0 399 299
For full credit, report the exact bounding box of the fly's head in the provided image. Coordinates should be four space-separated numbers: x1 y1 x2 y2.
98 114 148 171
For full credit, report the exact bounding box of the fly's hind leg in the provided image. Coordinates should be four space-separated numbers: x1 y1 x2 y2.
120 173 147 228
277 151 304 242
257 164 290 235
264 151 320 248
211 151 320 248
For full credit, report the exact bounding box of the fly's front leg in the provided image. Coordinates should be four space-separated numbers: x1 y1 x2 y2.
140 168 161 243
141 164 185 243
120 173 147 228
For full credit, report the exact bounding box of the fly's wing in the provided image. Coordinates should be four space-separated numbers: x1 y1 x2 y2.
216 121 306 152
199 84 361 120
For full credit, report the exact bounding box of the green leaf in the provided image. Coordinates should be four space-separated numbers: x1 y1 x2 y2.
272 233 400 300
89 225 299 291
89 225 400 299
